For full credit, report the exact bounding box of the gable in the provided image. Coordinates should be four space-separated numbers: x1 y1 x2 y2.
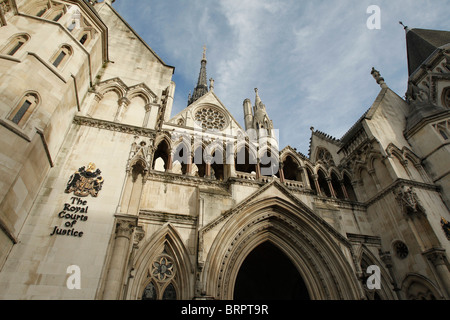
200 180 351 247
167 91 244 133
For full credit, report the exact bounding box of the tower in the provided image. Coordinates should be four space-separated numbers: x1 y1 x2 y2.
187 46 209 105
242 88 274 135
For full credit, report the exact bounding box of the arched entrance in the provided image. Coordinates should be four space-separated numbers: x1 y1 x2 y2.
201 188 363 300
233 241 310 300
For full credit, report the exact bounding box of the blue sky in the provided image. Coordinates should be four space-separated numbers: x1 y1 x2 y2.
111 0 449 156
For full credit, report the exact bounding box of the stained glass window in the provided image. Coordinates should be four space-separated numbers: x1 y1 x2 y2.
162 283 176 300
141 281 156 300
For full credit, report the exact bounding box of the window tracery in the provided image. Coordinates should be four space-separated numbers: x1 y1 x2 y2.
316 147 334 167
194 107 227 130
141 254 177 300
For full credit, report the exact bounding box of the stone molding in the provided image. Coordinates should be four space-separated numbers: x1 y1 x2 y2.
73 115 157 138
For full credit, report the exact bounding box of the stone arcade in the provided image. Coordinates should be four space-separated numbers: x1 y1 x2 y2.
0 0 449 300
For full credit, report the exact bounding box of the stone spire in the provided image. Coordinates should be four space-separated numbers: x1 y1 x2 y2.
188 46 209 105
252 88 273 132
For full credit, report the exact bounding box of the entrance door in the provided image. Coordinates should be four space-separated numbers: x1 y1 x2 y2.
233 241 310 300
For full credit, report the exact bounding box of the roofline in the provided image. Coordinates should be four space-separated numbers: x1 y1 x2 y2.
100 1 175 74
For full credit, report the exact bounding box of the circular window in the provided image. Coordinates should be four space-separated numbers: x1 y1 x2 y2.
393 241 409 259
194 107 228 130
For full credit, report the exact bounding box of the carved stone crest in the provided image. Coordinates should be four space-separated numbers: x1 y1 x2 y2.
394 186 424 216
65 162 104 197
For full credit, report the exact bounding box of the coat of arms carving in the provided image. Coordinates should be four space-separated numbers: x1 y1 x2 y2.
65 163 104 197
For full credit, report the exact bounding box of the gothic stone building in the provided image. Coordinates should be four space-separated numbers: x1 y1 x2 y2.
0 0 449 300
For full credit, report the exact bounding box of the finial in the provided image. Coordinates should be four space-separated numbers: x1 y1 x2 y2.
254 88 261 106
209 78 214 92
371 67 388 89
202 45 207 61
399 21 408 31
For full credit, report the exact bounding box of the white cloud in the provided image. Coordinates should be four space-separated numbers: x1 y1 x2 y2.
112 0 449 155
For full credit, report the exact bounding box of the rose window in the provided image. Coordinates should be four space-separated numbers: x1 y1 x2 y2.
393 241 409 259
194 107 227 130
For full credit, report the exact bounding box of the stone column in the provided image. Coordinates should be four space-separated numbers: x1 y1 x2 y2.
142 104 152 127
279 162 285 183
114 97 130 122
255 160 261 180
204 155 212 178
326 178 336 198
166 153 173 172
340 180 349 200
102 216 137 300
423 248 450 298
185 152 193 176
313 174 321 196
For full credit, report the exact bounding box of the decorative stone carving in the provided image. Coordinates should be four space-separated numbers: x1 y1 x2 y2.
65 162 104 197
115 219 135 240
152 255 175 282
394 186 424 216
0 0 11 14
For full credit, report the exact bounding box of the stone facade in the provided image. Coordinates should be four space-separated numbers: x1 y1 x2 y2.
0 0 449 300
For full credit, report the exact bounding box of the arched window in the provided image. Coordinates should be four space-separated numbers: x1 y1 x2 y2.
162 283 177 300
51 45 72 69
210 149 224 180
36 7 47 17
79 33 89 45
259 148 279 177
2 34 29 56
141 281 177 300
172 142 190 175
317 169 331 197
343 173 357 202
8 92 39 126
52 11 64 22
305 167 317 194
141 254 179 300
67 20 77 32
193 145 206 177
330 171 344 199
235 145 257 174
282 155 302 181
141 281 157 300
152 140 171 172
442 87 450 108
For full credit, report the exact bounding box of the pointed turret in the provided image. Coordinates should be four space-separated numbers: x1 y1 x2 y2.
404 27 450 76
188 46 209 105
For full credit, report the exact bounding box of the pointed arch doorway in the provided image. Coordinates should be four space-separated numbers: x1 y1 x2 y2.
233 241 310 300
